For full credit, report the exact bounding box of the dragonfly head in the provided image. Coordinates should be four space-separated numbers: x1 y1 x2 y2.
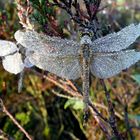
79 29 93 45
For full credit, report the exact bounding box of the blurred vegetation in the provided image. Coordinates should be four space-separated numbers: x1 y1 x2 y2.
0 0 140 140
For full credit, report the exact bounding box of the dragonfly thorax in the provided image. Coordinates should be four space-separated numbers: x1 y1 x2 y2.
79 35 93 64
80 35 92 46
80 34 92 57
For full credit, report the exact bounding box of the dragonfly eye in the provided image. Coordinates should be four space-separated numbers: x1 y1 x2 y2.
79 31 94 38
79 32 83 37
89 32 94 37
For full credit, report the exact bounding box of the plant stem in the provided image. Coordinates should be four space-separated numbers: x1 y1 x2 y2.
100 79 123 140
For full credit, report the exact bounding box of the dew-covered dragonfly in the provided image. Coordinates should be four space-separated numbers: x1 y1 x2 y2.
1 23 140 111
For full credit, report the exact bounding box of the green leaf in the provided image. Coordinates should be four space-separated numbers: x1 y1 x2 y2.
16 112 30 125
131 74 140 84
64 98 84 110
43 126 50 137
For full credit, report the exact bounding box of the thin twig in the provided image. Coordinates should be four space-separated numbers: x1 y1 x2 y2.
100 79 123 140
93 116 111 140
45 75 81 98
124 105 135 140
0 98 32 140
50 0 88 28
88 100 108 123
66 80 78 92
83 0 102 20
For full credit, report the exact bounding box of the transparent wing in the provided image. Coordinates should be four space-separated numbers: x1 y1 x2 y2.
2 52 24 74
14 30 81 79
92 23 140 52
28 48 81 80
14 30 80 56
14 30 44 50
0 40 18 56
90 50 140 79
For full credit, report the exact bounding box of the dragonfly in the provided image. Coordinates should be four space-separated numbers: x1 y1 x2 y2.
1 23 140 112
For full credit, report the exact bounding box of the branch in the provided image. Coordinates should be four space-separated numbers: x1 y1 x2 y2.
100 79 123 140
83 0 102 21
93 116 111 140
48 0 88 28
0 98 32 140
88 100 108 123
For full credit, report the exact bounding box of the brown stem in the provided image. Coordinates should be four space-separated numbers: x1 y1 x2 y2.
100 79 123 140
0 98 32 140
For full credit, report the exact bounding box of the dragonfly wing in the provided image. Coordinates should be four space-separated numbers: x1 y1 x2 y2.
15 30 44 50
14 30 80 56
28 49 81 80
92 23 140 52
15 30 81 79
90 50 140 79
2 52 24 74
0 40 18 56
